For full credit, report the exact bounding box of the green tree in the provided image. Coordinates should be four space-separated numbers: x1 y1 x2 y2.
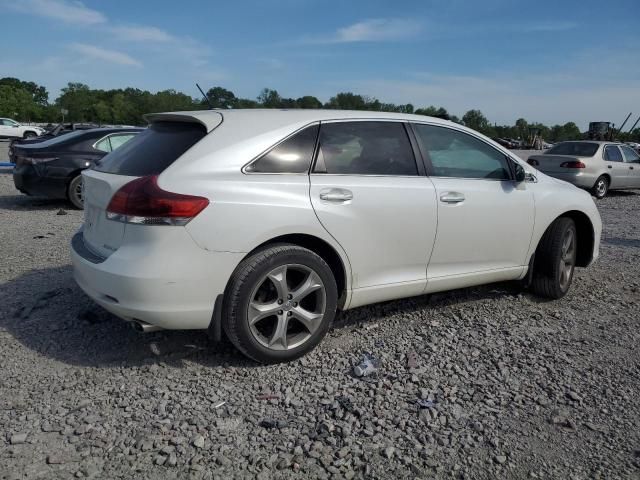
205 87 237 109
0 85 40 120
257 88 282 108
325 92 367 110
0 77 48 105
296 96 322 109
462 109 491 134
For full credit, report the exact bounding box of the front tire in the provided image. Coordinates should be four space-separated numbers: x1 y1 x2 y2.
591 175 609 199
23 131 37 139
222 244 338 363
67 175 84 209
531 218 577 299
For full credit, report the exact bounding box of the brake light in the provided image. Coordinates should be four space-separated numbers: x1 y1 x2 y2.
560 161 586 169
106 175 209 226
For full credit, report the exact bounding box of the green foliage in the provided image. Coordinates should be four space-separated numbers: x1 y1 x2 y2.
2 77 639 143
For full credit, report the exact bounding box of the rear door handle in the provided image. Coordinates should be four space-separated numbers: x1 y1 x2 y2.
608 165 613 169
439 192 465 204
319 188 353 203
630 166 635 170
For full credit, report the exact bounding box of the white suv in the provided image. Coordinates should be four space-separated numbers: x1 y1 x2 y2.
71 110 601 363
0 118 44 139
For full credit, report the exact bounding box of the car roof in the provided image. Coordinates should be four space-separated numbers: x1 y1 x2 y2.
146 109 455 132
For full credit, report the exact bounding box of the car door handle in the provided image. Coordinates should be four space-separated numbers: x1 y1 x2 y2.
630 166 635 170
439 192 465 204
608 165 612 169
319 188 353 203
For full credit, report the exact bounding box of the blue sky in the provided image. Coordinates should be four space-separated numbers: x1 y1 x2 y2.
1 0 639 128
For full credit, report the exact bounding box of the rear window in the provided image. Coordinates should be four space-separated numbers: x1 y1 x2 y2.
546 142 599 157
94 122 206 176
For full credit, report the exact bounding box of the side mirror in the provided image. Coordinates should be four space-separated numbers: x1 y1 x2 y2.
513 161 526 182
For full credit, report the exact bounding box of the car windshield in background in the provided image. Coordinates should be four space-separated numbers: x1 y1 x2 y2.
546 142 599 157
94 122 206 176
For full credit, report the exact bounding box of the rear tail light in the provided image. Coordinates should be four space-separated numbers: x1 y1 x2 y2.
24 157 58 165
106 175 209 226
560 161 586 169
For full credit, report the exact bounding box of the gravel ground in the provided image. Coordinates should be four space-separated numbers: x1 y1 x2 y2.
0 172 639 480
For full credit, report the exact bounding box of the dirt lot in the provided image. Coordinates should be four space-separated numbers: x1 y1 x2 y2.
0 172 639 479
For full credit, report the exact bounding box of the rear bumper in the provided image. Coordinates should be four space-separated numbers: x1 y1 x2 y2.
71 228 245 330
539 170 596 189
13 164 70 198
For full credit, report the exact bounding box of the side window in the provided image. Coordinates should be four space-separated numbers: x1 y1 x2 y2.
413 124 511 180
109 134 137 151
604 146 623 162
94 136 112 152
246 124 319 173
315 122 418 176
620 145 640 163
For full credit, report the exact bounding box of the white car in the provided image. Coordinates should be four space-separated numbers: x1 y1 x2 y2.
71 110 602 363
0 118 44 140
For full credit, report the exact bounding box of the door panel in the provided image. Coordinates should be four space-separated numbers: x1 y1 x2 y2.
310 175 437 290
427 178 534 278
411 122 535 282
603 145 629 188
620 145 640 187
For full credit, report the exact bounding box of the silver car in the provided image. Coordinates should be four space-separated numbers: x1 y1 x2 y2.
528 141 640 198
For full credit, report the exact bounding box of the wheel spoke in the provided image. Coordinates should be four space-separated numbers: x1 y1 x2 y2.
290 271 323 302
267 265 289 299
268 315 289 349
248 301 281 325
291 306 324 334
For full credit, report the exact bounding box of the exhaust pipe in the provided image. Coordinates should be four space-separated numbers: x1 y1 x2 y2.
130 320 164 333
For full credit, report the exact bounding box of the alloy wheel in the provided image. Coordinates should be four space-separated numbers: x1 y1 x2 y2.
595 179 607 198
559 228 576 291
247 264 326 351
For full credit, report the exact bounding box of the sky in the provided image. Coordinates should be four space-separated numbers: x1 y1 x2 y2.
1 0 639 129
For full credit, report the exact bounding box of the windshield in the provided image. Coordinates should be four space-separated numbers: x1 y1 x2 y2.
546 142 599 157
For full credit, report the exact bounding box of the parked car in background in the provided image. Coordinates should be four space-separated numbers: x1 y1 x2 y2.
0 118 44 140
493 137 517 149
72 110 601 363
625 141 640 153
13 127 142 208
527 141 640 199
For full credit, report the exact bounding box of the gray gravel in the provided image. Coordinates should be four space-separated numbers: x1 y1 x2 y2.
1 172 639 479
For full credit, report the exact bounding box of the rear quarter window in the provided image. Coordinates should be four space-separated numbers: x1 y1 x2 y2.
94 122 206 176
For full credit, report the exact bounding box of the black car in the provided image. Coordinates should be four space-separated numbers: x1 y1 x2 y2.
12 127 142 208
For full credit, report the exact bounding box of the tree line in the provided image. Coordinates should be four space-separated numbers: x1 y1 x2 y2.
1 77 638 143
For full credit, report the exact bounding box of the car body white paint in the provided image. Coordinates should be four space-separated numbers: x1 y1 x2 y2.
71 109 602 330
0 118 44 139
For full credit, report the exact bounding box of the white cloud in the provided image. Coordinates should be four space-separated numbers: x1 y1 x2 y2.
110 25 175 42
69 43 142 67
337 49 640 130
306 18 422 44
4 0 106 24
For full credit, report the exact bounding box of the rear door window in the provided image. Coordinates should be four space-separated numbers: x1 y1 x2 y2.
314 121 418 176
604 145 623 162
94 122 206 176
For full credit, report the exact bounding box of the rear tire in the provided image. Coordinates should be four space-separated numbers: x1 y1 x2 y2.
531 218 577 299
67 175 84 209
222 244 337 363
591 175 609 199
